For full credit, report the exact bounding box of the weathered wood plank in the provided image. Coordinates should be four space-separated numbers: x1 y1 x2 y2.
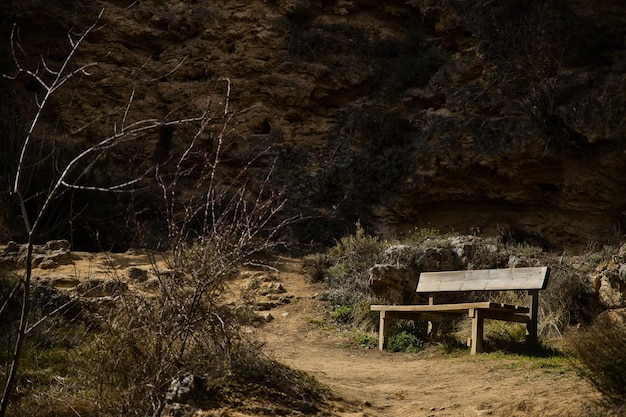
470 309 484 354
371 302 492 312
416 266 549 292
481 309 531 323
526 289 540 344
371 302 529 313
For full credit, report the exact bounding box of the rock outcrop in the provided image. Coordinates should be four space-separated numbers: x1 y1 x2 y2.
1 0 625 249
1 240 74 270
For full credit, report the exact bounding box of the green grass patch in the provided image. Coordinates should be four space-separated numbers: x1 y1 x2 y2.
355 332 378 349
387 330 423 353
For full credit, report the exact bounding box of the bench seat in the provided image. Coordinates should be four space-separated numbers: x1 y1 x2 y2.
371 302 530 314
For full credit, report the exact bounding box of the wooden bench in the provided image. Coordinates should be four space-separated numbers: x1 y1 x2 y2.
370 266 550 354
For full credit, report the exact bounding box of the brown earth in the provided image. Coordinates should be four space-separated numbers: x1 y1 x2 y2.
29 251 604 417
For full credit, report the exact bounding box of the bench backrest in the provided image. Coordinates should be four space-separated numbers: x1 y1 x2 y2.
416 267 550 293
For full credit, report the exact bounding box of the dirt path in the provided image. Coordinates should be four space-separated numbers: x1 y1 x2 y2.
253 257 601 417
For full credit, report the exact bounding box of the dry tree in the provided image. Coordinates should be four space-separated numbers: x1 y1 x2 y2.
0 9 209 416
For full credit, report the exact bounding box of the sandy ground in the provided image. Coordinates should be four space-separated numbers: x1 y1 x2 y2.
26 250 603 417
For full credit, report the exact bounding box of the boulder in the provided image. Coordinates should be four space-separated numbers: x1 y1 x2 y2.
418 247 462 271
369 264 420 304
593 262 626 309
39 258 59 270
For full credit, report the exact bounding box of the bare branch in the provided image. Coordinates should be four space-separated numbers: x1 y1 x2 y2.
219 77 231 115
141 55 190 82
11 8 105 197
67 30 75 48
49 61 101 93
40 55 59 76
122 84 137 130
60 177 144 193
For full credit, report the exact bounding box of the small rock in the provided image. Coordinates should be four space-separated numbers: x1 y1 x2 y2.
39 258 58 269
32 255 46 267
254 300 280 310
266 294 293 305
126 267 148 282
166 373 196 403
44 240 71 251
259 282 287 295
47 249 73 265
143 278 160 291
3 241 19 254
261 312 274 322
281 312 290 318
51 276 80 288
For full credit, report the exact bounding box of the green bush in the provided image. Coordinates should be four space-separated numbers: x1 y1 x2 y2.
355 333 378 349
330 304 354 324
387 331 423 353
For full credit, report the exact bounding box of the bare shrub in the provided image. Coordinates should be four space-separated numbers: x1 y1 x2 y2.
539 263 596 338
568 311 626 406
0 10 212 414
70 75 307 414
1 9 315 416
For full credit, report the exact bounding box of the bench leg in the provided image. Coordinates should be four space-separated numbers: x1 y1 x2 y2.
526 290 539 346
378 311 390 350
526 320 538 346
470 309 484 355
428 320 439 337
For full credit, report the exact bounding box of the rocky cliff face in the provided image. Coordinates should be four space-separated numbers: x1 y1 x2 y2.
1 0 625 249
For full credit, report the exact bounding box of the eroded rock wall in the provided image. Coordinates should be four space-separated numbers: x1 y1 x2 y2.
1 0 625 249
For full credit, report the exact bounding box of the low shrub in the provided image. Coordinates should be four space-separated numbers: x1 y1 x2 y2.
330 304 354 324
315 222 385 326
567 311 626 406
355 332 378 349
388 330 423 353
